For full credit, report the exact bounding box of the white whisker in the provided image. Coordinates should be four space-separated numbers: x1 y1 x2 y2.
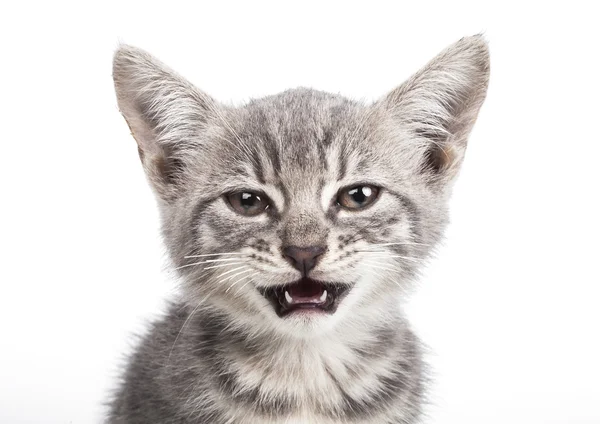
364 241 427 248
225 274 251 293
174 262 206 271
175 261 246 271
224 271 253 293
213 265 249 279
233 275 257 296
179 258 242 268
167 301 203 363
184 252 243 259
202 262 246 270
359 253 420 263
220 268 252 284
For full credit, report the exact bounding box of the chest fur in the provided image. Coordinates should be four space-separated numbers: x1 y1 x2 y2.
181 336 418 423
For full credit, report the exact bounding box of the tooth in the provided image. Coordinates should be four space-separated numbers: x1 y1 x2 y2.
285 290 293 303
319 290 327 302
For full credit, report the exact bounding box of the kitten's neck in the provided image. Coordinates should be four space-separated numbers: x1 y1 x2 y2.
179 301 420 422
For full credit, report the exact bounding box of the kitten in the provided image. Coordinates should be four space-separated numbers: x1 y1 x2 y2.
108 35 489 423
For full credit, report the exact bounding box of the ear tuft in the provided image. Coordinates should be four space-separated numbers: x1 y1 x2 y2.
381 35 490 183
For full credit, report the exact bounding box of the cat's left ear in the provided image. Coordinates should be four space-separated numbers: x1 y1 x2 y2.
380 35 490 184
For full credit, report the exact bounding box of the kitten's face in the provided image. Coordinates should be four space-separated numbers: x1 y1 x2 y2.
113 37 489 336
169 93 431 334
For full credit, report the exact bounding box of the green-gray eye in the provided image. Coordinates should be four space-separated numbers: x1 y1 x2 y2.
337 185 380 210
226 191 270 216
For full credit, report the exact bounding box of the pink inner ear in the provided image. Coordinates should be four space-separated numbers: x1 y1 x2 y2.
423 143 455 175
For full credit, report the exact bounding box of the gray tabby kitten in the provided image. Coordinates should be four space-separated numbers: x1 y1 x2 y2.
108 35 489 424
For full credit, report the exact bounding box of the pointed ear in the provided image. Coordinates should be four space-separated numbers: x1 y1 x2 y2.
381 35 490 184
113 45 219 200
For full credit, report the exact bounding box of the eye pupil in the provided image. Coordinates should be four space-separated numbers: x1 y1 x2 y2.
350 187 371 204
241 192 257 208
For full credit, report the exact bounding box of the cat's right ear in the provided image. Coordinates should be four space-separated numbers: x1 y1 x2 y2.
113 45 218 201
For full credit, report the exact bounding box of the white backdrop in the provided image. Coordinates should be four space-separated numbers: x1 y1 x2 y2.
1 1 599 423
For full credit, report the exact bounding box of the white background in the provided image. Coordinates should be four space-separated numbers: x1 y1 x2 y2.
1 1 599 423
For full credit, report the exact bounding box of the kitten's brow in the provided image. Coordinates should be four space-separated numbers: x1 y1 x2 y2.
207 102 255 162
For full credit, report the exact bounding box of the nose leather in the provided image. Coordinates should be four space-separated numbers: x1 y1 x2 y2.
282 245 326 275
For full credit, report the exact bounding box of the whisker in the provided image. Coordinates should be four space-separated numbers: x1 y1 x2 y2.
212 265 249 279
174 261 246 271
220 268 252 284
179 258 242 267
364 241 428 247
174 262 207 271
225 273 253 294
233 275 257 296
359 253 420 263
202 262 246 270
184 252 243 259
224 270 253 293
167 301 204 363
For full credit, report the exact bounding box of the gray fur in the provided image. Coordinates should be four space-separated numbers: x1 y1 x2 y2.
108 35 490 423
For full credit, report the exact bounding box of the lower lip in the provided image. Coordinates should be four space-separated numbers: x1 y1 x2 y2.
283 307 327 316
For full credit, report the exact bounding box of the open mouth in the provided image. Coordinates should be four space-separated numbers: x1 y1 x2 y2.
259 278 352 317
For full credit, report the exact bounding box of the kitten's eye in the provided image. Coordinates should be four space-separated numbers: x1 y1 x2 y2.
337 185 380 210
226 191 270 216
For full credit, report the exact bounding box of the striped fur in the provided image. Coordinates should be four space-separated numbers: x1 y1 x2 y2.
108 35 489 423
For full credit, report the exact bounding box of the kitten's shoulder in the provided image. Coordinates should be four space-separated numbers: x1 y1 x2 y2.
106 302 194 423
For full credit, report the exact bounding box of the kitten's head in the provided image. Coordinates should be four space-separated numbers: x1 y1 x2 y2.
113 36 489 337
